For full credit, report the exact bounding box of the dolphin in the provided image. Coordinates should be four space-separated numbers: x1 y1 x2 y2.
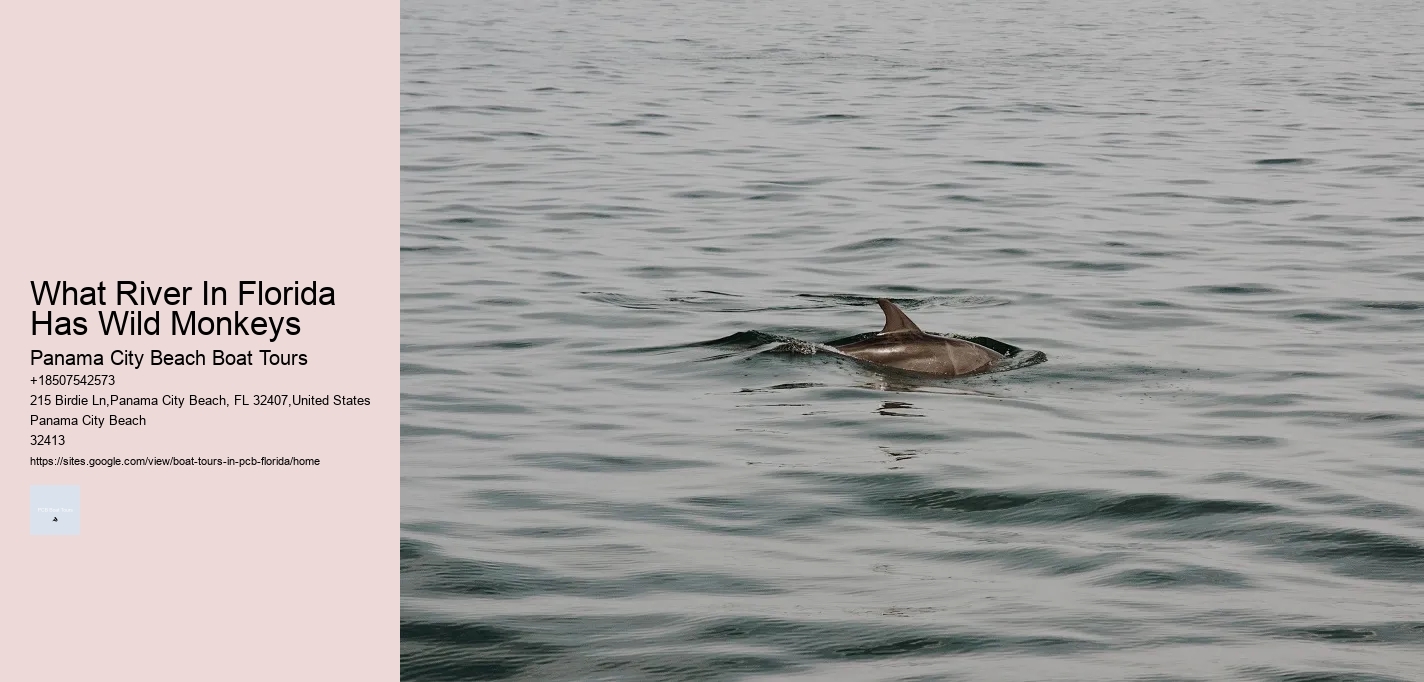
832 299 1004 377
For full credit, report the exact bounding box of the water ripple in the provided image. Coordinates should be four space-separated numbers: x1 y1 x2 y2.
403 0 1424 678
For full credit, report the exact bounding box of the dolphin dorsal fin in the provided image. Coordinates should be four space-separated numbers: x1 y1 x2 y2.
876 298 922 334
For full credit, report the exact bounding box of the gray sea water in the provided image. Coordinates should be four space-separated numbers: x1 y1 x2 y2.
400 1 1424 679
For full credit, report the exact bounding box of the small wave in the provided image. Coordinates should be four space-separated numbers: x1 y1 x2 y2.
1254 157 1314 165
969 159 1063 169
1184 283 1284 296
826 236 915 252
1038 260 1144 272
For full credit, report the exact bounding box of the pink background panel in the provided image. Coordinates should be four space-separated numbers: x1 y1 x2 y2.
1 2 397 680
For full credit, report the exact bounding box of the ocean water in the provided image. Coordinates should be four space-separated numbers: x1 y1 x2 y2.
399 1 1424 679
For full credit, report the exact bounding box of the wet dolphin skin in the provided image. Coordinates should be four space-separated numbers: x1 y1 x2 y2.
832 299 1004 377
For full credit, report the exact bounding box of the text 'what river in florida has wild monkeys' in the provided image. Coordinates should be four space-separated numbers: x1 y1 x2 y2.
28 280 336 342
